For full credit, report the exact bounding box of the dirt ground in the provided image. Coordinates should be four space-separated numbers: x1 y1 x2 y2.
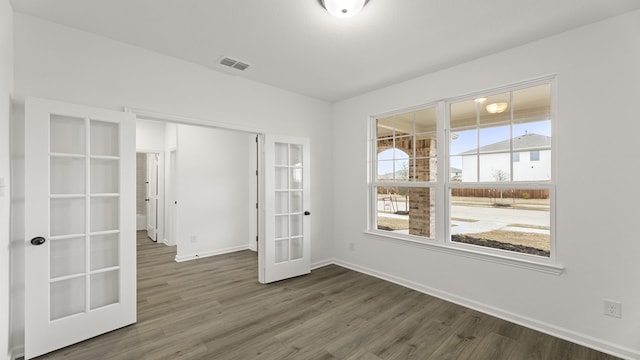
377 216 550 256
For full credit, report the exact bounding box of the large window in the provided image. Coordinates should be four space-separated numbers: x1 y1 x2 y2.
370 79 555 263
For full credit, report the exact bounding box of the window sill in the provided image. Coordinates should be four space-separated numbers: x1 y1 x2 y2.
364 230 565 276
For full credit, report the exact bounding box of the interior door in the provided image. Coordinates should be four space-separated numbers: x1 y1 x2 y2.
24 97 136 359
146 153 158 241
260 135 311 283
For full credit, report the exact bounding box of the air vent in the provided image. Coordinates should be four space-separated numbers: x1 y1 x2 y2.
218 56 251 71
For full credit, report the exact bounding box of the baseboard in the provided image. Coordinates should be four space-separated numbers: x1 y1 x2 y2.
10 345 24 360
333 258 639 360
162 238 171 246
174 245 248 262
311 258 334 270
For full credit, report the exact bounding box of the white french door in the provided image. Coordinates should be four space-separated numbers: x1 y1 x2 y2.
260 135 311 284
24 97 136 359
146 153 158 241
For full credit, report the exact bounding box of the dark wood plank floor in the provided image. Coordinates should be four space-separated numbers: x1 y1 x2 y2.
31 231 620 360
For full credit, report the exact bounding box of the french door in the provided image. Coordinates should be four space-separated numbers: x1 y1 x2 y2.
260 135 311 283
24 97 136 359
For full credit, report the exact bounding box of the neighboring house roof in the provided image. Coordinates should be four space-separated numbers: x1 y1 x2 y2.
450 167 462 173
459 133 550 155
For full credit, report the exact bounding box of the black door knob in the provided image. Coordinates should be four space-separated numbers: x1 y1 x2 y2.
31 237 46 246
304 211 311 216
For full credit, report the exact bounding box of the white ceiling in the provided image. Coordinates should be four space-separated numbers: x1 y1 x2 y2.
10 0 640 102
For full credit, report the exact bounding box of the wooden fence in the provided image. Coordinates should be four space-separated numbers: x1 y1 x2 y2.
451 188 549 199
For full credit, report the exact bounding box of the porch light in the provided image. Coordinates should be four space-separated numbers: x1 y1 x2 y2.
486 102 508 114
320 0 369 18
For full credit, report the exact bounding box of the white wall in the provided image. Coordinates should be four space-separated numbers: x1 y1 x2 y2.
11 13 334 353
136 119 166 152
175 125 253 261
332 10 640 359
0 0 13 359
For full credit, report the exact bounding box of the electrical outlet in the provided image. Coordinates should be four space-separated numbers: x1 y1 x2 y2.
603 300 622 318
190 235 197 243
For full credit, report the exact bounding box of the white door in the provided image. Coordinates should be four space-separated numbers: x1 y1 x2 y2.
260 135 311 283
24 97 136 359
146 153 158 241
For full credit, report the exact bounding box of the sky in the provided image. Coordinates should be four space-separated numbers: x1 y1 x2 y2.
378 120 551 177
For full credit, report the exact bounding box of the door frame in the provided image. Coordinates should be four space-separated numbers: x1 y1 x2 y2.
136 150 165 244
126 107 266 256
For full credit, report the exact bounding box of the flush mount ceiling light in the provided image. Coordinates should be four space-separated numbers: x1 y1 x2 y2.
486 102 509 114
319 0 370 18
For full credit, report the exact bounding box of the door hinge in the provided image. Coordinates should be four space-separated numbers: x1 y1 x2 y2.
256 236 258 242
256 202 258 209
256 170 258 176
256 136 258 143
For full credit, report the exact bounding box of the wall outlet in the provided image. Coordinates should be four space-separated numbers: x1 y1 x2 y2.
190 235 197 243
603 299 622 318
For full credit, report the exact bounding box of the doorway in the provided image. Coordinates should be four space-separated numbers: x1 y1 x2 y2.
135 118 259 260
135 152 162 242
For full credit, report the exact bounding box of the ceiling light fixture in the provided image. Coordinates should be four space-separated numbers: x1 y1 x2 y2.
320 0 369 18
486 102 508 114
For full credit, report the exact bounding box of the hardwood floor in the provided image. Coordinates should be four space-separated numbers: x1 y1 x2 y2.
32 231 620 360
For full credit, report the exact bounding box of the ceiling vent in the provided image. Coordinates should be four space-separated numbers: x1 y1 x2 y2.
218 56 251 71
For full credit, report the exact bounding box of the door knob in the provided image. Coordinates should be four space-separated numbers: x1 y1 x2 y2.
304 211 311 216
30 237 46 246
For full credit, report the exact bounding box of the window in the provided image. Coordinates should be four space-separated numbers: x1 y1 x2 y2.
369 79 555 264
372 107 437 239
530 150 540 161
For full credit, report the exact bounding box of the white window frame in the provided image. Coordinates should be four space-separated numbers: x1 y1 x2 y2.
366 76 563 275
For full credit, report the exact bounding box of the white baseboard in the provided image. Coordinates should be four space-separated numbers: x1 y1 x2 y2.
135 214 146 230
333 258 639 360
162 238 172 246
311 258 334 270
174 245 248 262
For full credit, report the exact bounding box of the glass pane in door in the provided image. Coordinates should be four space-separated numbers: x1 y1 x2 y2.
272 142 306 266
48 113 123 321
90 233 119 271
90 120 119 157
50 157 85 195
50 198 85 237
50 278 85 320
50 237 85 279
290 238 303 260
90 270 120 310
90 159 119 193
50 115 85 155
90 197 119 232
